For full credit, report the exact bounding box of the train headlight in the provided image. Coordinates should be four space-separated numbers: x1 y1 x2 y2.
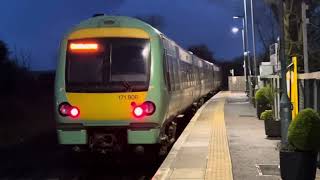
70 107 80 118
133 106 144 118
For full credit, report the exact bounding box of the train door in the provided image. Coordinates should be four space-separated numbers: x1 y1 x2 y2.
162 37 176 116
199 61 205 97
191 55 197 102
195 58 201 100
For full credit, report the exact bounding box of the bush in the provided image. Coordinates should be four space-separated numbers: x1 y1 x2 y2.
255 86 273 105
288 108 320 151
261 110 273 120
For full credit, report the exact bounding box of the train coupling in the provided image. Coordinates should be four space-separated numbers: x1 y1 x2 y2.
89 133 122 154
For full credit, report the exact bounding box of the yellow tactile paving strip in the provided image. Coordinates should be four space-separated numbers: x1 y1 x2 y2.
205 95 233 180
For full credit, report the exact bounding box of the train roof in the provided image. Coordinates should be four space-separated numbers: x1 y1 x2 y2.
65 15 217 67
65 15 162 39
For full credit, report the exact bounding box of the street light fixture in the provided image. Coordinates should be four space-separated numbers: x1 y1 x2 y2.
233 16 242 19
231 27 240 34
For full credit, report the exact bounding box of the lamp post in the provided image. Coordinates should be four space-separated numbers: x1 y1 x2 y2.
233 16 249 94
242 0 254 100
243 0 251 78
277 0 292 145
250 0 258 90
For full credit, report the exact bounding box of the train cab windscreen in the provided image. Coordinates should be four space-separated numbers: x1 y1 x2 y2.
66 38 150 92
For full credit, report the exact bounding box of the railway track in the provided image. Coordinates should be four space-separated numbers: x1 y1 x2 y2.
0 108 197 180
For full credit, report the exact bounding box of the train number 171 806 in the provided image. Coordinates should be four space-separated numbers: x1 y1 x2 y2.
118 95 139 101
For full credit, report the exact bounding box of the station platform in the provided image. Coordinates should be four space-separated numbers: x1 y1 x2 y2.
153 91 283 180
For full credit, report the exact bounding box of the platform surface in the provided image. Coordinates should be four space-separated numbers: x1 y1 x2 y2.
153 92 280 180
154 92 234 180
153 91 287 180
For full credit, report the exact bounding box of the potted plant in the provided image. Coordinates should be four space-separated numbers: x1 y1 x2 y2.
280 108 320 180
260 110 281 137
255 86 272 119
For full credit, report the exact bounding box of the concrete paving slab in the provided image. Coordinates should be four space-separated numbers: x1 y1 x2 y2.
170 168 205 179
171 147 208 168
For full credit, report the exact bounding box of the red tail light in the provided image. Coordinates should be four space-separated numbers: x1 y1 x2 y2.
59 103 80 118
132 101 156 118
142 101 156 115
59 104 71 116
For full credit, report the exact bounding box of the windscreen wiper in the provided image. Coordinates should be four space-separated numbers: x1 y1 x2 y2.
121 80 133 92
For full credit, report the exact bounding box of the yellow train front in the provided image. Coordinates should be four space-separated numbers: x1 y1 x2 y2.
55 15 221 154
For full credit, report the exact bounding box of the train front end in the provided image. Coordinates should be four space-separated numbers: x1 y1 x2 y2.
54 16 164 153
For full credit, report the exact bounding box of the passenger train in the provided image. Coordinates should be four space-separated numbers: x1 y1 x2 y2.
55 15 222 154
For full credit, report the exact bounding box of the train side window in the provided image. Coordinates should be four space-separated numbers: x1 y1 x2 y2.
171 46 179 91
163 50 171 91
190 65 192 87
212 66 215 82
171 58 175 90
191 62 194 86
184 62 187 88
196 66 200 85
186 63 191 88
181 62 183 88
168 56 175 91
172 56 177 91
179 61 183 89
181 61 187 89
185 63 188 88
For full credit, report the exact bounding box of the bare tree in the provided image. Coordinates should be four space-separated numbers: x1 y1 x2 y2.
0 40 9 63
265 0 320 71
255 0 279 55
12 45 32 70
188 44 215 63
264 0 303 61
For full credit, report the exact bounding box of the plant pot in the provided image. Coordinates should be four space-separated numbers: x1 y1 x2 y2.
280 150 317 180
264 119 281 137
256 102 269 119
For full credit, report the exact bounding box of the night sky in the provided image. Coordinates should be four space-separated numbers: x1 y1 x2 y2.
0 0 257 70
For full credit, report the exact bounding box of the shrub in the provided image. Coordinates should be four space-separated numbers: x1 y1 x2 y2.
255 86 273 105
261 110 273 120
288 108 320 151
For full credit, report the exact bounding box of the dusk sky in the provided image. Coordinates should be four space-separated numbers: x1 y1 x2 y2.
0 0 260 70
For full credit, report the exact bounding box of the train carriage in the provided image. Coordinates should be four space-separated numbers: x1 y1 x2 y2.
55 15 221 154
